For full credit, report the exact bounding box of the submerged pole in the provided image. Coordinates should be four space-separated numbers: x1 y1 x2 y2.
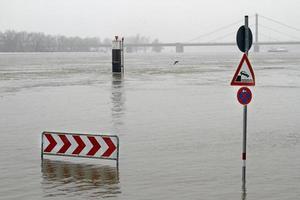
112 36 124 74
121 37 124 73
242 15 249 187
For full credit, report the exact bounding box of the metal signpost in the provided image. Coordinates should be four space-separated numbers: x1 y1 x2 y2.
231 16 255 187
41 131 119 167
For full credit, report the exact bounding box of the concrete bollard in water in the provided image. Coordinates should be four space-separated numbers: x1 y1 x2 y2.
112 36 124 73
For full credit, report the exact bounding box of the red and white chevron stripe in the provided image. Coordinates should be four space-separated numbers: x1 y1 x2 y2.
42 132 119 160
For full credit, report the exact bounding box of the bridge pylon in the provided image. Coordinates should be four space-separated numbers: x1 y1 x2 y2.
176 43 184 53
254 13 260 52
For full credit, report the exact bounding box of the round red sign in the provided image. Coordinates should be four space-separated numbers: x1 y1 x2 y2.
237 87 252 105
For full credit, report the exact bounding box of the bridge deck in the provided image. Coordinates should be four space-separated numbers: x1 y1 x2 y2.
98 41 300 48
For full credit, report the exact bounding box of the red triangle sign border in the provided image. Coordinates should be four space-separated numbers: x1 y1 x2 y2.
230 53 255 86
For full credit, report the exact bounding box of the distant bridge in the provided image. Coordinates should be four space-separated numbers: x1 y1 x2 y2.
99 14 300 53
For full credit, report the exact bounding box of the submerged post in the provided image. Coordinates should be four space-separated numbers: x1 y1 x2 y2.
232 15 255 189
112 36 124 74
242 15 249 187
121 37 124 73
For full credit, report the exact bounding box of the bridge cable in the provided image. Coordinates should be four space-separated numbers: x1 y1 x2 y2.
259 32 281 42
259 24 300 41
259 14 300 32
187 19 243 42
207 31 236 43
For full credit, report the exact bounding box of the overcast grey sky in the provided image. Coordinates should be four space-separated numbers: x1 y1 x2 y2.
0 0 299 42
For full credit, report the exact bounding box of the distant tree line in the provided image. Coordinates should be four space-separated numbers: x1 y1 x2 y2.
0 30 101 52
0 30 163 52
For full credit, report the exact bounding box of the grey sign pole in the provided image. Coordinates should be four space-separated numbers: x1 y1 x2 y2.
242 15 249 187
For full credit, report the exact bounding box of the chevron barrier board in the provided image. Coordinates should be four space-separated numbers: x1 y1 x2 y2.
41 132 119 161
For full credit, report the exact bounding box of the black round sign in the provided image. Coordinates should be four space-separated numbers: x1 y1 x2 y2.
236 26 253 52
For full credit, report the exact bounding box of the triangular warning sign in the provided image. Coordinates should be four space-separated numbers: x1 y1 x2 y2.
231 53 255 86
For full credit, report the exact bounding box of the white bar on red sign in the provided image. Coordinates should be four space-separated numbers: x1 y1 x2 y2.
42 132 119 160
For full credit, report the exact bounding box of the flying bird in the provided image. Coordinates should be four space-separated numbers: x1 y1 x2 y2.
173 60 179 65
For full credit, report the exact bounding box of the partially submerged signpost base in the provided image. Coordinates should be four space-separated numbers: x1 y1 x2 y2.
112 36 124 74
231 15 256 188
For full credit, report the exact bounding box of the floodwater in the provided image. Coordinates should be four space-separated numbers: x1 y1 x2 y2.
0 51 300 200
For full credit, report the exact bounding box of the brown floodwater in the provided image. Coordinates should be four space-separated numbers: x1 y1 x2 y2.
0 52 300 199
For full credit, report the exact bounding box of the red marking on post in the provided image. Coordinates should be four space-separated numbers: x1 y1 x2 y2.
44 133 57 152
102 137 116 157
242 153 246 160
57 135 71 154
87 136 101 156
72 135 86 155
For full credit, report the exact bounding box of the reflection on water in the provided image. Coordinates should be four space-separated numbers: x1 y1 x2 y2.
41 159 120 198
241 185 247 200
111 74 125 132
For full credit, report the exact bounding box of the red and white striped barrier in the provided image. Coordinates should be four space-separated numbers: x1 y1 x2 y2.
41 132 119 161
